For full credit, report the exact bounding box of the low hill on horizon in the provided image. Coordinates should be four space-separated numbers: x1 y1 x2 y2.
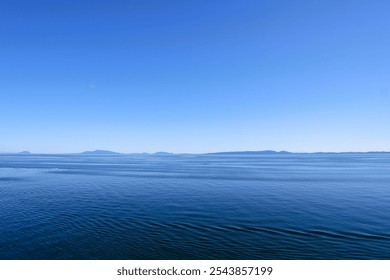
80 150 120 155
208 150 291 155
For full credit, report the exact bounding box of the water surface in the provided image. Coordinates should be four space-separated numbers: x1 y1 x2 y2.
0 153 389 259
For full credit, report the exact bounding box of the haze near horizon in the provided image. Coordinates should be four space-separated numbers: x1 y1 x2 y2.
1 0 389 153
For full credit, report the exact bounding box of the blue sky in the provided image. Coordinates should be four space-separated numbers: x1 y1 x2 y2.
1 0 389 153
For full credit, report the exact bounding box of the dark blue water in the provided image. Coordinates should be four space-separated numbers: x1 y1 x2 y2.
0 153 389 259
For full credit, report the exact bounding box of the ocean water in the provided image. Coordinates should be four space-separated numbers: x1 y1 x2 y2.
0 153 389 260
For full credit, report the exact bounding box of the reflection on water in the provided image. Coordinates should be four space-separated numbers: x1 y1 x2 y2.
0 153 389 259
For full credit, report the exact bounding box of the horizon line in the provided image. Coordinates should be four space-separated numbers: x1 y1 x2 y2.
1 149 390 155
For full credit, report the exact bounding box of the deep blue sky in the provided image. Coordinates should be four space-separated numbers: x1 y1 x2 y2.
1 0 389 153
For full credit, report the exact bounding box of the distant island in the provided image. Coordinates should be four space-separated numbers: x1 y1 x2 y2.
18 151 31 154
207 150 390 155
154 152 173 155
208 150 291 155
80 150 120 155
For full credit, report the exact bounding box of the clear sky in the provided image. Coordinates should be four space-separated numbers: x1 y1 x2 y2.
1 0 389 153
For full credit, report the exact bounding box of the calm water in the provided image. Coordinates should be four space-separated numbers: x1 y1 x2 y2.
0 153 389 259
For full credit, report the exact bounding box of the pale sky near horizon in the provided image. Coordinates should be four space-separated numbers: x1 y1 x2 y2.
1 0 389 153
